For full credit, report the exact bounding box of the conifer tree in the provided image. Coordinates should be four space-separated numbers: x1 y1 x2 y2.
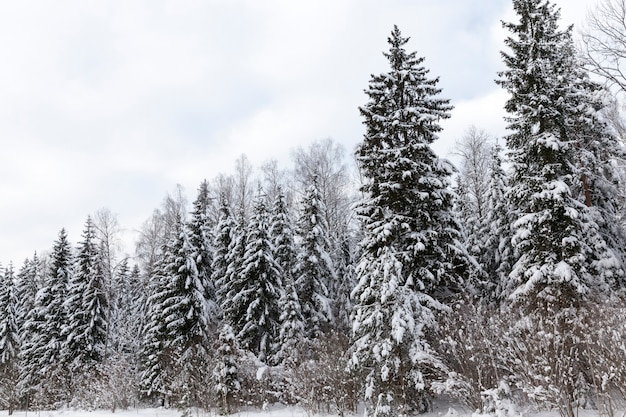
213 194 235 311
350 26 462 416
213 323 241 415
20 229 73 405
480 145 513 300
0 263 19 413
271 189 305 365
63 217 108 368
139 255 170 398
15 254 43 334
294 177 335 338
188 180 219 332
219 207 247 330
497 0 625 309
226 191 282 363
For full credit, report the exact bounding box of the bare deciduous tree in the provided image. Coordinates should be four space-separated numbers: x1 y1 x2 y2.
453 126 494 219
580 0 626 93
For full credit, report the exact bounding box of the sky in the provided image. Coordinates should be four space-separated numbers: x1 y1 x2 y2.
0 0 595 266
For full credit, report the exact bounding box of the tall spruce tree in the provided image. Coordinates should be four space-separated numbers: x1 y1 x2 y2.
20 229 73 405
350 26 463 417
213 194 235 312
0 263 19 413
270 189 305 365
62 217 108 368
497 0 625 309
226 191 282 363
188 180 220 333
139 254 170 398
219 206 247 331
15 254 42 335
480 145 514 301
294 177 335 338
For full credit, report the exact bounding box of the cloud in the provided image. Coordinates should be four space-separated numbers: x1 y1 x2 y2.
0 0 597 264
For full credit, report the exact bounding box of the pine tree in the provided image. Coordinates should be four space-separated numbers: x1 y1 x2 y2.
226 191 282 363
0 263 20 413
63 217 108 369
294 177 335 338
497 0 625 309
350 26 463 416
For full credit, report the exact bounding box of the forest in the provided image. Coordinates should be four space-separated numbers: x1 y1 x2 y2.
2 0 626 416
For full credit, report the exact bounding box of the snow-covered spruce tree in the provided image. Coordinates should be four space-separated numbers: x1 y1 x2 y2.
110 260 144 356
219 205 247 331
294 177 335 339
497 1 626 414
497 0 625 310
479 145 514 301
20 229 73 406
15 254 43 336
62 217 108 370
213 323 242 415
139 254 171 401
270 189 305 365
350 26 468 417
226 191 282 363
0 263 20 413
213 194 235 312
188 180 220 333
157 212 214 405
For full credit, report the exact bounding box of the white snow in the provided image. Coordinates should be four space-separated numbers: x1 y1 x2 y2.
0 399 622 417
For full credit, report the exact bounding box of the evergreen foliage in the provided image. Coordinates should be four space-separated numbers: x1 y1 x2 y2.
294 177 335 338
63 217 108 368
497 0 625 309
213 323 242 415
350 26 464 417
213 194 236 312
229 191 282 363
0 263 19 413
355 25 469 302
270 189 305 365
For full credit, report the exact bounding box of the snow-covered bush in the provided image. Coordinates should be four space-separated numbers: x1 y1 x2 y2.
292 331 358 416
433 301 504 410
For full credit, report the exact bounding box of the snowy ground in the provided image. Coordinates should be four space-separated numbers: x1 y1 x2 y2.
0 401 615 417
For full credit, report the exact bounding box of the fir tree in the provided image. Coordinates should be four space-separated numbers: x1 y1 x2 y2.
350 26 463 416
294 177 335 338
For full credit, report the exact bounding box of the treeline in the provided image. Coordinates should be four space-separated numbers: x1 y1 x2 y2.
2 1 626 417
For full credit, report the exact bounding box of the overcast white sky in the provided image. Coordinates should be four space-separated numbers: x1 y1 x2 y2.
1 0 594 266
